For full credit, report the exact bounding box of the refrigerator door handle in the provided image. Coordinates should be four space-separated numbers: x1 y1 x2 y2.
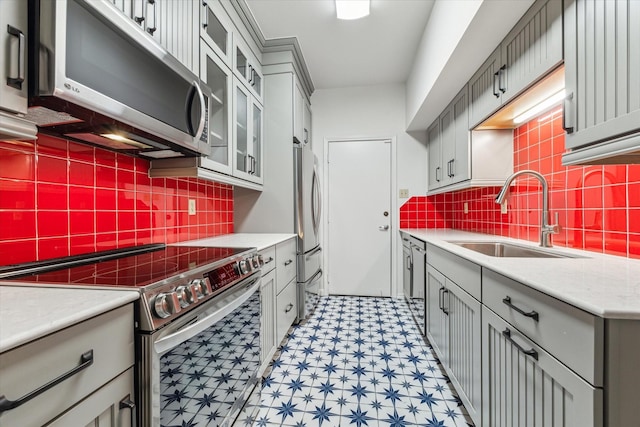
311 166 322 236
301 268 323 285
305 246 322 260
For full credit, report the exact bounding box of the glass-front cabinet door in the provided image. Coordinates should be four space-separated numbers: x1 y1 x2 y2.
233 79 263 185
200 0 233 66
233 37 263 103
200 42 232 175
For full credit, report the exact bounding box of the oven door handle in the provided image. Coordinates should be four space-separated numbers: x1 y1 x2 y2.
154 277 261 355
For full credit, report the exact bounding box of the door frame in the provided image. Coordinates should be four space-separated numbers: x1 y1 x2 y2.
322 136 398 297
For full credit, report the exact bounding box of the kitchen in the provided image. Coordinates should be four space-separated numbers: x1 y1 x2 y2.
1 0 640 426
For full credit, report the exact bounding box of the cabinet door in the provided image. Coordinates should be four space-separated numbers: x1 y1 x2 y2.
427 120 442 190
469 47 502 128
446 280 481 427
500 0 563 104
249 98 264 184
47 368 135 427
440 104 455 187
156 0 199 73
234 38 263 102
482 307 603 427
200 43 233 175
261 268 277 369
293 83 305 142
426 264 448 366
200 0 233 66
452 86 470 184
303 100 312 145
564 0 640 150
233 81 263 184
0 0 28 115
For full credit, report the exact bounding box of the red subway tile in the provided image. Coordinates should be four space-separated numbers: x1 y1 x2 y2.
69 185 95 210
36 134 67 158
68 142 95 163
0 139 35 153
37 211 68 237
37 183 67 210
629 233 640 258
1 180 35 209
117 153 136 171
70 235 95 256
70 211 95 235
117 169 135 190
69 160 95 187
38 236 69 260
604 232 628 257
37 155 68 184
0 149 35 180
0 211 36 240
0 239 37 266
96 232 118 251
118 211 135 231
95 165 116 188
96 211 117 233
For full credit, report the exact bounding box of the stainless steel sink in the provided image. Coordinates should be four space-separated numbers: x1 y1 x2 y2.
447 241 583 258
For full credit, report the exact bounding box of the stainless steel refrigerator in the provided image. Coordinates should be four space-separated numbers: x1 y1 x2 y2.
294 140 322 322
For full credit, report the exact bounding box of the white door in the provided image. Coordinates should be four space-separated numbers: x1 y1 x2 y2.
327 139 391 296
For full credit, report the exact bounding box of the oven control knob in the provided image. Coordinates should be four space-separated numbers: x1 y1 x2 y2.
237 260 250 274
257 254 265 267
189 279 206 299
251 255 261 269
154 292 180 318
176 285 196 308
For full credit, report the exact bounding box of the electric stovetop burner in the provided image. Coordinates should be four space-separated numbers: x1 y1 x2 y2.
1 245 250 288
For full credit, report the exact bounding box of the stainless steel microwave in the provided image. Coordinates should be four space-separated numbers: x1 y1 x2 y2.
26 0 210 158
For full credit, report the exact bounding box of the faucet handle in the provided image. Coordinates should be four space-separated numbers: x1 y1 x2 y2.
549 211 561 233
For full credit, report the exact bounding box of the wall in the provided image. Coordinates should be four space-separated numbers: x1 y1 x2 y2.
312 83 426 297
400 107 640 259
0 135 233 266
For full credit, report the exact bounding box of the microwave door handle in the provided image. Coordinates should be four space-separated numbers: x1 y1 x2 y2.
186 81 206 138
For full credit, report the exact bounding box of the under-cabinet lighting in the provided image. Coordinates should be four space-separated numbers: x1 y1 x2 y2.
101 133 152 149
336 0 370 20
513 90 566 124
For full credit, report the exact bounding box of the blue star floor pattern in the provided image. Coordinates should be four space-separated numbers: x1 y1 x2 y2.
253 296 474 426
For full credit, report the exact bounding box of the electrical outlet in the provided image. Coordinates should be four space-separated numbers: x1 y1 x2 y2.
501 201 508 214
399 188 409 198
188 199 196 215
464 202 468 214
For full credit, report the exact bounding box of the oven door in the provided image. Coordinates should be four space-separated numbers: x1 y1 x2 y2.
139 273 261 427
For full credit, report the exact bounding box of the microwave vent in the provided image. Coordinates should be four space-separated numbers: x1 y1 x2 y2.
25 106 83 127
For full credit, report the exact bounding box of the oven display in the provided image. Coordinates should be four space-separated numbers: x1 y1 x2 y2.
208 263 240 292
159 292 261 427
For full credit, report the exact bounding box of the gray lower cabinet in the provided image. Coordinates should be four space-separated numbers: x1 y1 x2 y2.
482 306 602 427
47 368 135 427
426 263 482 426
563 0 640 161
260 268 277 372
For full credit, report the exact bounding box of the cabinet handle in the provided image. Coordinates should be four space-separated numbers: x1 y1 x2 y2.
502 328 538 360
119 395 137 427
562 92 574 134
435 166 441 182
284 259 293 266
0 350 94 414
406 255 412 270
438 286 444 310
284 303 294 313
498 65 506 93
244 154 251 173
442 289 449 315
449 159 454 177
146 0 157 35
6 25 25 90
202 1 209 28
502 296 539 321
492 70 500 98
247 64 253 84
304 128 309 144
264 256 274 264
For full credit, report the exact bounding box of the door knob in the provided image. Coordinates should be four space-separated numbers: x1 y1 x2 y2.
379 225 389 231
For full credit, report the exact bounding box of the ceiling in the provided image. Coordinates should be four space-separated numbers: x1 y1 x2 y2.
245 0 435 90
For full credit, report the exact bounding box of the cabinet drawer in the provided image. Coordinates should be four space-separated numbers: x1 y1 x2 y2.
259 245 276 275
427 244 481 300
0 304 134 427
276 238 297 294
482 306 603 427
275 279 297 344
483 269 604 386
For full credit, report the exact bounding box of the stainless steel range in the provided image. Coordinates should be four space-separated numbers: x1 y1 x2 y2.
1 244 264 427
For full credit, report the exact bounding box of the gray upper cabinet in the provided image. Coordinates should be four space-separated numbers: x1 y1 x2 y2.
427 119 441 190
562 0 640 161
468 0 563 128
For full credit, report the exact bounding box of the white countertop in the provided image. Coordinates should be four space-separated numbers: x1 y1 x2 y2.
401 229 640 320
174 233 296 251
0 287 139 353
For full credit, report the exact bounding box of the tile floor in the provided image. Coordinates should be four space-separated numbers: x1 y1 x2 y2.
252 296 473 427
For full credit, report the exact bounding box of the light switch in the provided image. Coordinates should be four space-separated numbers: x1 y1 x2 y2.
501 201 508 214
188 199 196 215
464 202 468 214
399 189 409 198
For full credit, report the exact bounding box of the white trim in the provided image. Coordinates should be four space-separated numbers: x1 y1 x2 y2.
322 136 397 297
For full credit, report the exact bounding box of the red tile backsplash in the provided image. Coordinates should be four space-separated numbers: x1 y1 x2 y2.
0 135 233 266
401 107 640 259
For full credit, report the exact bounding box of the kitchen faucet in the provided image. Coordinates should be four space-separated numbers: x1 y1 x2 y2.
495 170 559 248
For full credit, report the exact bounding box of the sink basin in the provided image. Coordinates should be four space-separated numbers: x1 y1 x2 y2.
447 241 583 259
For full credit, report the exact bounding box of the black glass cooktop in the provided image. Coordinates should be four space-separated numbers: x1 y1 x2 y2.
3 245 251 289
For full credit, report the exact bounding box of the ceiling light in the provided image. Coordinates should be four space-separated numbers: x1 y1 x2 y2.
336 0 370 20
513 89 566 124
